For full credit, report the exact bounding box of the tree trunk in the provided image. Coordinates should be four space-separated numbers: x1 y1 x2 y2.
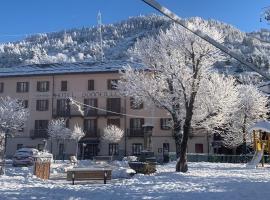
176 101 194 172
173 121 182 158
176 122 190 172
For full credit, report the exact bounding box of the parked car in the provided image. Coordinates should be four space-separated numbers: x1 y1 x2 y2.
12 148 39 167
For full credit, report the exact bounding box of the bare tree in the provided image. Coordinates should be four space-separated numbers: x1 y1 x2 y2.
118 21 240 172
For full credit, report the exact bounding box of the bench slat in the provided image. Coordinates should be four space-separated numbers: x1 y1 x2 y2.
67 169 112 182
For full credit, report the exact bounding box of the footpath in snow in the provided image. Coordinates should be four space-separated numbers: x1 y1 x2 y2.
0 161 270 200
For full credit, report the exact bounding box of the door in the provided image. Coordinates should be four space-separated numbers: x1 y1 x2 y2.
83 144 98 159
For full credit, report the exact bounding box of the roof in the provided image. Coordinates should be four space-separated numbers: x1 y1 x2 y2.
248 121 270 134
0 60 144 78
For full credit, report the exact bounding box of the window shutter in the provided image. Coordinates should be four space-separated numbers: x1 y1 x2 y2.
36 100 39 111
140 118 144 128
46 100 49 110
37 82 40 92
130 119 134 129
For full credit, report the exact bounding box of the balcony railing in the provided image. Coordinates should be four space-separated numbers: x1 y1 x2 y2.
127 128 144 137
84 128 100 138
53 109 70 117
30 129 49 139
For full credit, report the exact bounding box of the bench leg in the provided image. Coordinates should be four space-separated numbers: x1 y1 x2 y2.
72 172 75 185
104 171 107 184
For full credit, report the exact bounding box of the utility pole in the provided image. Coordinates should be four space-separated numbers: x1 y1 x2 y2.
97 11 104 62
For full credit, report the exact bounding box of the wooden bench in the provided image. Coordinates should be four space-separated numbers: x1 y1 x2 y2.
67 168 112 185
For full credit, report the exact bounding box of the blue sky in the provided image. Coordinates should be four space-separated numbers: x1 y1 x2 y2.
0 0 269 43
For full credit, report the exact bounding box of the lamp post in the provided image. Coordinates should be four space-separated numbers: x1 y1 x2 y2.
42 139 47 152
142 123 154 151
82 143 86 160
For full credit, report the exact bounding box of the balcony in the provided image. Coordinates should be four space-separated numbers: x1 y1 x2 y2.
84 128 100 138
53 109 70 118
127 128 144 137
53 109 85 118
30 129 49 139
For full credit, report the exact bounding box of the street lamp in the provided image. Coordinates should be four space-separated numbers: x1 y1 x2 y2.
82 143 87 160
142 123 154 151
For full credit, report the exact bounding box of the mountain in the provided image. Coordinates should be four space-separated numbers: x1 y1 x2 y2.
0 14 270 77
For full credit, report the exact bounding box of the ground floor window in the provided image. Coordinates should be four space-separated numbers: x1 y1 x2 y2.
59 143 64 156
109 143 119 155
132 143 142 155
195 143 204 153
17 144 23 150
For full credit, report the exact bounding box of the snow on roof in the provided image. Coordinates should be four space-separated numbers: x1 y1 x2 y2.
247 121 270 134
0 60 144 77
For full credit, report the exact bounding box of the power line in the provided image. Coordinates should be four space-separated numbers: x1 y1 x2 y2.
69 98 166 119
141 0 270 81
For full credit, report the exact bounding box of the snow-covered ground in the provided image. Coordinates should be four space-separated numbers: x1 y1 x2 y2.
0 161 270 200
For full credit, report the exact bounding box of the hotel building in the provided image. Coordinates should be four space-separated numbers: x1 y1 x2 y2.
0 61 211 160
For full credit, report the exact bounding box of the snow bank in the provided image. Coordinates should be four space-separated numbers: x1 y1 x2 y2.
1 162 270 200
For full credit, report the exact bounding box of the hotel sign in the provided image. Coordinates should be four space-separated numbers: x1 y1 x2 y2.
53 91 121 98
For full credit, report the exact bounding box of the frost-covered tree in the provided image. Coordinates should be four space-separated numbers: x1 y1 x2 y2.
0 97 29 174
0 97 29 151
48 118 72 158
102 125 124 143
118 21 240 172
101 125 124 155
221 84 268 149
71 124 85 158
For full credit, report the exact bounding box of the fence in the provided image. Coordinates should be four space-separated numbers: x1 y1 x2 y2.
187 153 270 163
168 152 270 163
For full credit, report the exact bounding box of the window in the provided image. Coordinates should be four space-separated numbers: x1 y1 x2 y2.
0 82 4 93
130 118 144 129
37 81 49 92
84 98 97 116
130 97 143 109
22 100 28 108
17 82 29 93
130 118 144 136
195 144 204 153
109 143 119 155
160 118 172 130
88 80 94 91
163 143 170 154
17 144 23 150
35 120 48 130
36 100 49 111
61 81 68 91
107 118 120 127
56 99 70 116
107 98 121 114
132 143 142 155
84 119 97 136
107 79 118 90
18 128 24 132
